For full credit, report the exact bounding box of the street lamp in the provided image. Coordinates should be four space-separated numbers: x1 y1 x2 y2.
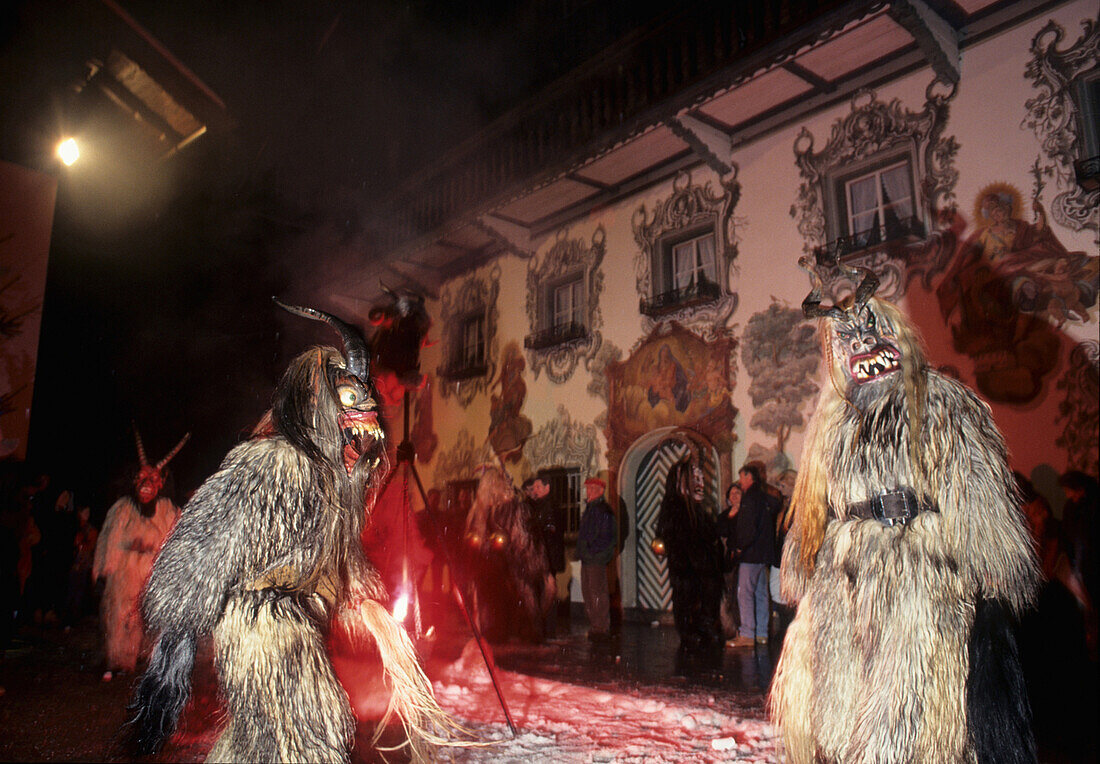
56 137 80 166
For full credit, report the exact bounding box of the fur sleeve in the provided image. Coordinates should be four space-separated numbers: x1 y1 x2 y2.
92 498 127 581
924 378 1039 615
143 439 313 635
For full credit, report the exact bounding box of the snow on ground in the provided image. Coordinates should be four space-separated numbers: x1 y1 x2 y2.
432 640 779 763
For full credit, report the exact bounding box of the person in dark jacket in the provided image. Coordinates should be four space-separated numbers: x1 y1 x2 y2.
726 464 777 648
576 477 615 640
657 459 723 650
524 476 564 637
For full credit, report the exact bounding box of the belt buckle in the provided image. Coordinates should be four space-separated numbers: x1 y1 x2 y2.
872 490 913 527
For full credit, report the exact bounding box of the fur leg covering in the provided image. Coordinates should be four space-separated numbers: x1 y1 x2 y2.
968 598 1037 764
209 592 351 763
344 598 466 763
128 629 196 756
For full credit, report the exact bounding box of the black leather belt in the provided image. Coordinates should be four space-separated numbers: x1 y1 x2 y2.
831 488 938 527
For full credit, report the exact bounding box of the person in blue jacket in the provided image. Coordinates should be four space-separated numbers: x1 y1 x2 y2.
576 477 615 640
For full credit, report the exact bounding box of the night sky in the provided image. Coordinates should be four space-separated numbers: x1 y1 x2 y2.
1 0 588 511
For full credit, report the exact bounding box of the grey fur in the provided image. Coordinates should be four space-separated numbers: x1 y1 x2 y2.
134 346 457 763
770 299 1039 764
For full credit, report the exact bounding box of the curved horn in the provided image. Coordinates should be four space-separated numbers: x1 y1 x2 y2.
798 256 846 319
836 260 880 310
133 423 149 466
155 432 191 471
273 297 370 379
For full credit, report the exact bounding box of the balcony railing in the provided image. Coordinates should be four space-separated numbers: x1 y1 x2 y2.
437 360 489 381
524 322 589 350
640 279 722 317
1075 155 1099 192
379 1 847 253
813 216 927 262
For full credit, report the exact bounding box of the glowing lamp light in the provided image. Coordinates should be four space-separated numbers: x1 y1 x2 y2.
650 537 666 556
392 592 409 622
467 533 481 548
490 531 507 550
57 138 80 166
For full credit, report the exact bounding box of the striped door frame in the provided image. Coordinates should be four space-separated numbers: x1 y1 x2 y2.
617 427 720 611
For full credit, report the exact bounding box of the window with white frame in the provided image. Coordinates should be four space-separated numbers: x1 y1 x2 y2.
552 276 585 330
670 231 718 291
829 155 919 250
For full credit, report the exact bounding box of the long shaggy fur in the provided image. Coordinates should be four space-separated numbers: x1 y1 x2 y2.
92 495 178 672
130 346 457 763
770 297 1039 764
466 467 555 642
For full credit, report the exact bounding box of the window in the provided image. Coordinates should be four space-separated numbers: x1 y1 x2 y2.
670 232 717 291
821 153 924 258
552 277 584 330
459 313 485 367
1073 73 1100 190
539 466 582 535
526 273 587 350
640 226 721 316
843 160 915 243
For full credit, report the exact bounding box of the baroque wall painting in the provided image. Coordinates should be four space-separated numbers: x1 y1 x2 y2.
586 340 622 431
605 323 736 474
488 342 533 463
935 183 1098 403
791 81 960 301
433 428 493 487
1056 340 1099 476
632 170 740 338
741 301 820 473
435 265 500 407
523 404 601 477
524 227 605 383
1023 18 1100 241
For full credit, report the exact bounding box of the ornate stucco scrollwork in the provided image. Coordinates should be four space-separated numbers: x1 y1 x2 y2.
1024 18 1100 240
791 81 960 301
433 428 494 486
523 404 602 477
436 265 500 407
632 170 740 338
524 226 606 383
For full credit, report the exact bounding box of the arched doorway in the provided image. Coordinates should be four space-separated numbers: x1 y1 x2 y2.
617 428 720 611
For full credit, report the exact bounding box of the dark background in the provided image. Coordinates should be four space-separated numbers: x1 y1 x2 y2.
1 0 668 512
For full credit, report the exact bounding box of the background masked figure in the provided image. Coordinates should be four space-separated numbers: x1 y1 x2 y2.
130 302 456 763
92 428 187 681
770 260 1039 764
464 466 553 643
657 458 723 651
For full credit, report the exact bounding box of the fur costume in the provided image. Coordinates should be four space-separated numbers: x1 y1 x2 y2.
769 260 1039 764
130 302 457 763
465 466 555 643
92 429 187 673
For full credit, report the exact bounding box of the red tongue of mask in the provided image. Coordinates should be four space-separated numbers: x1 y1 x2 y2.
339 410 379 475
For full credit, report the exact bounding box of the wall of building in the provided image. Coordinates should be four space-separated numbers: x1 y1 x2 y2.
369 0 1098 607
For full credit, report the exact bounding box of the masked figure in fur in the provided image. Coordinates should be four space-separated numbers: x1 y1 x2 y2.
769 259 1039 764
464 465 555 643
130 301 457 763
92 428 187 681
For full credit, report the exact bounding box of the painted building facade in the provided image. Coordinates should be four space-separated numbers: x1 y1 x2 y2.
315 0 1099 611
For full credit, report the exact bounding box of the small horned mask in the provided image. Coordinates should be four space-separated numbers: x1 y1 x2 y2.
799 254 880 319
